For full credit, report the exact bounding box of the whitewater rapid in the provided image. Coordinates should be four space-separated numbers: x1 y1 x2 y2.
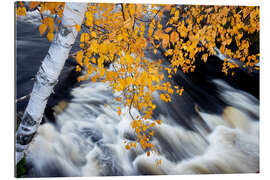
24 79 259 177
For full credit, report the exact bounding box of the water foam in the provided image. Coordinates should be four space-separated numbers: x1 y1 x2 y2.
26 79 259 176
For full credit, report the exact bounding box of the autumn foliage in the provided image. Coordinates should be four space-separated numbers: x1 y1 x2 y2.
16 2 259 165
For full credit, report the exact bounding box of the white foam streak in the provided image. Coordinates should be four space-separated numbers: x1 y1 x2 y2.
27 79 259 176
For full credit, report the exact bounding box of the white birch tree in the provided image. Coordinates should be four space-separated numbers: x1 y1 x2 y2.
16 2 87 164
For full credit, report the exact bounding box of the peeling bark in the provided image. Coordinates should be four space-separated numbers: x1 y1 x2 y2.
16 3 87 165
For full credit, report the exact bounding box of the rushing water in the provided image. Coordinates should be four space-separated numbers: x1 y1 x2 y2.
16 10 259 177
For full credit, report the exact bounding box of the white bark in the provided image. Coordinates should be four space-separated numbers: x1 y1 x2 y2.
16 3 87 165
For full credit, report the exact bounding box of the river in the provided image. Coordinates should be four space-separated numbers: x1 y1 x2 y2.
16 9 259 177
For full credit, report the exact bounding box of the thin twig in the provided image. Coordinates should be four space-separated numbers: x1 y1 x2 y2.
94 24 109 33
82 24 108 34
129 94 135 120
121 3 126 21
16 93 31 103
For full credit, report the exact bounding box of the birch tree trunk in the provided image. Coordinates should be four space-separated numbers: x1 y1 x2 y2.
16 2 87 165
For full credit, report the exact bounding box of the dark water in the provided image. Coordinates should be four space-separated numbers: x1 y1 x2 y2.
16 20 48 109
16 12 259 177
16 18 82 116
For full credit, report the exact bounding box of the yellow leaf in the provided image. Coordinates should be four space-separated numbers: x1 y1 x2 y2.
125 144 130 150
170 8 176 15
166 49 173 56
129 4 135 17
39 24 47 36
91 57 96 64
80 33 90 42
156 120 162 125
165 67 171 74
91 31 97 38
100 67 105 77
162 34 169 49
202 54 208 63
85 11 93 26
179 88 184 96
170 31 179 45
91 75 98 82
29 2 40 9
76 65 81 72
87 63 93 74
43 17 54 33
76 51 84 66
164 4 171 11
165 27 172 33
174 10 179 18
118 107 121 116
75 24 81 32
47 32 54 42
125 54 134 64
19 2 24 7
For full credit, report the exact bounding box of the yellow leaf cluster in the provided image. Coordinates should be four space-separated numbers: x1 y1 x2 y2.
16 7 26 16
17 2 65 42
157 5 260 75
39 24 47 36
29 2 40 9
46 32 54 42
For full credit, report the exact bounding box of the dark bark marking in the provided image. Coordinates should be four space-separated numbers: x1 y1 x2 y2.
21 112 36 126
59 23 71 37
17 132 36 146
17 112 36 146
37 66 58 86
73 8 80 13
55 23 73 49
